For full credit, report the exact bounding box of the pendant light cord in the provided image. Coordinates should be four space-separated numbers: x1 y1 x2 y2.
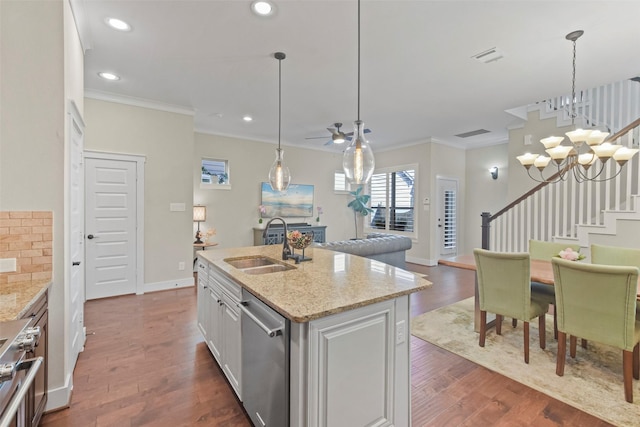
278 55 282 150
571 37 577 124
357 0 361 121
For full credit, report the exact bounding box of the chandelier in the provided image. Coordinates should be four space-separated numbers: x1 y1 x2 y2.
516 30 638 183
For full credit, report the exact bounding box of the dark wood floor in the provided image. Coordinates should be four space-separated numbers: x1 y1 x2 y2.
41 264 612 426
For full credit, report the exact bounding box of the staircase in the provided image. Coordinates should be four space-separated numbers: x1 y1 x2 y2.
482 79 640 253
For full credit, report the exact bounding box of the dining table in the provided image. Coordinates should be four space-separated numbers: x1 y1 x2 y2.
438 254 640 332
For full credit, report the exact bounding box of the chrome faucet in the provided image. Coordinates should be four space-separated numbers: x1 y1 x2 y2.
263 217 292 261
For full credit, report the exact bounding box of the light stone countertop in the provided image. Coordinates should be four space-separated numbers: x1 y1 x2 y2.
0 279 51 322
197 244 431 323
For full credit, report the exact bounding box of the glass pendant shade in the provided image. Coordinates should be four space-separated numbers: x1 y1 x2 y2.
343 120 374 185
268 148 291 192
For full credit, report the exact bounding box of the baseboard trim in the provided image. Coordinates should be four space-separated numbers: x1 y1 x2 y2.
406 256 437 266
143 277 194 293
45 374 72 411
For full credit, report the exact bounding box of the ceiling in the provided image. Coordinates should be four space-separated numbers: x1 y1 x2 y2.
77 0 640 152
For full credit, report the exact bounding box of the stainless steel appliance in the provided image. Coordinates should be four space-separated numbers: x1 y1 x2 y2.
239 289 289 427
0 318 43 427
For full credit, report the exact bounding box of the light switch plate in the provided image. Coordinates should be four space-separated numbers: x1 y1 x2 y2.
0 258 17 273
170 203 186 212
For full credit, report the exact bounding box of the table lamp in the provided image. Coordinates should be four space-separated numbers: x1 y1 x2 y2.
193 205 206 244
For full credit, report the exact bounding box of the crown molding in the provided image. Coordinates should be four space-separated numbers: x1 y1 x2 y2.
85 89 195 116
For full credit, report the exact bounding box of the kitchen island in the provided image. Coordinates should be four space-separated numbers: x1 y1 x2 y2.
197 244 430 427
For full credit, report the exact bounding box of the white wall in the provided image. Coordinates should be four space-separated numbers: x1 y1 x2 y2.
0 0 81 411
84 98 195 286
194 133 352 248
463 143 509 254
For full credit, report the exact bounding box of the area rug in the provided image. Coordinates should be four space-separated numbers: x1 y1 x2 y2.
411 297 640 427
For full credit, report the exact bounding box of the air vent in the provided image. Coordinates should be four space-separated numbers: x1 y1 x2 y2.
472 47 505 63
455 129 491 138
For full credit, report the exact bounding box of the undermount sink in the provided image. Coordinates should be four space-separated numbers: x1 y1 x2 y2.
224 256 296 275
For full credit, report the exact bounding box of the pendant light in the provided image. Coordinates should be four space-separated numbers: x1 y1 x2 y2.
343 0 375 185
268 52 291 192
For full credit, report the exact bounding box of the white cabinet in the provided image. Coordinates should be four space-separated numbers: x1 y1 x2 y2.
196 259 209 338
197 257 242 401
221 291 242 398
291 295 411 427
207 283 223 364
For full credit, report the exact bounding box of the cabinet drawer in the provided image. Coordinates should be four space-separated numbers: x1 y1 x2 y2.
197 258 209 276
209 267 242 301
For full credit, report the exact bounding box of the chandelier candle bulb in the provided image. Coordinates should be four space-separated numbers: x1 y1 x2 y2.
590 142 621 162
613 147 640 166
585 131 609 146
578 152 597 170
565 128 592 144
546 145 574 163
540 136 565 149
534 155 552 170
516 153 539 169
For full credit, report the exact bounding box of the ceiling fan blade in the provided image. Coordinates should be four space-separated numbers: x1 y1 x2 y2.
344 128 372 137
305 136 330 140
323 140 334 146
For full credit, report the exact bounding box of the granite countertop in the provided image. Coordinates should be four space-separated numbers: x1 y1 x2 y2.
197 245 431 322
0 279 51 322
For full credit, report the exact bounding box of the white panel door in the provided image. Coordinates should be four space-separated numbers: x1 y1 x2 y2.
68 102 86 369
85 158 137 300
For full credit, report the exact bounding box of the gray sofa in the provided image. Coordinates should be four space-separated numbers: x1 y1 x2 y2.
315 233 412 268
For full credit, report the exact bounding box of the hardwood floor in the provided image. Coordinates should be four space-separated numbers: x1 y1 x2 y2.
41 264 612 426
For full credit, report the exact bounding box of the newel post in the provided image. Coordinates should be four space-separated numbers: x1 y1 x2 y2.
481 212 491 250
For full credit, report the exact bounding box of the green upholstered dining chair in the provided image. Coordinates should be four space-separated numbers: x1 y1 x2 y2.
551 258 640 403
473 248 549 364
529 240 582 339
591 244 640 269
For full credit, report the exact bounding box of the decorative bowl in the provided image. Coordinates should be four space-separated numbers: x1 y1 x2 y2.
287 230 314 250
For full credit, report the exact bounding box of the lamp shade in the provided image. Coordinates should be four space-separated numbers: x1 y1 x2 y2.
343 120 375 185
193 205 206 222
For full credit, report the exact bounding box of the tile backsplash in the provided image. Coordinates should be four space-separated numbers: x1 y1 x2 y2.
0 211 53 284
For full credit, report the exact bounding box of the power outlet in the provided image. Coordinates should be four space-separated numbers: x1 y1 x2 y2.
178 262 185 271
396 320 406 345
0 258 17 273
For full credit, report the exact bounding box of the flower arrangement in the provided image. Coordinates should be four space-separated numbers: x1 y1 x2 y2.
556 247 585 261
205 228 216 244
315 206 323 223
287 229 313 250
258 205 266 224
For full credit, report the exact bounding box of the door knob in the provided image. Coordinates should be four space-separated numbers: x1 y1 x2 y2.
87 234 95 239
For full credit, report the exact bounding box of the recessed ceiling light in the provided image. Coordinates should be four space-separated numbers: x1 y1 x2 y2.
105 17 131 31
243 115 253 122
251 1 275 16
98 72 120 81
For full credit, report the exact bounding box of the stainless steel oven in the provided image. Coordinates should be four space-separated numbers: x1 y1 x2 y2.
0 319 43 427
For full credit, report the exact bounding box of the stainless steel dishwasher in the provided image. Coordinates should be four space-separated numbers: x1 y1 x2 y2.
239 289 289 427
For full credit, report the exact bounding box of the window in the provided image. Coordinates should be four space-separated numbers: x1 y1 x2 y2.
334 171 351 193
368 167 416 234
201 158 230 189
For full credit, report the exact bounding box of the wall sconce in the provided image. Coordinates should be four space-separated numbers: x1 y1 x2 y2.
489 166 499 180
193 205 206 244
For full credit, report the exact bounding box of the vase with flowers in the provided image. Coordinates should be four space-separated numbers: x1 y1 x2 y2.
556 247 585 261
205 228 216 244
258 204 267 228
315 206 323 225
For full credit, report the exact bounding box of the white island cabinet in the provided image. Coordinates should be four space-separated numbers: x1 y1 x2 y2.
196 244 430 427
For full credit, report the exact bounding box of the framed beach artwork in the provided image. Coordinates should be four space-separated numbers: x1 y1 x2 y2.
260 182 314 218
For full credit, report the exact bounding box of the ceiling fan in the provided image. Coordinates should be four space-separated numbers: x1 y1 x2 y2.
306 122 371 146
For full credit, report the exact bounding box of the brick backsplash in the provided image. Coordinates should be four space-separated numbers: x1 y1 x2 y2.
0 211 53 284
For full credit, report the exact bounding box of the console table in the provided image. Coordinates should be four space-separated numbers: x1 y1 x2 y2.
253 224 326 246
